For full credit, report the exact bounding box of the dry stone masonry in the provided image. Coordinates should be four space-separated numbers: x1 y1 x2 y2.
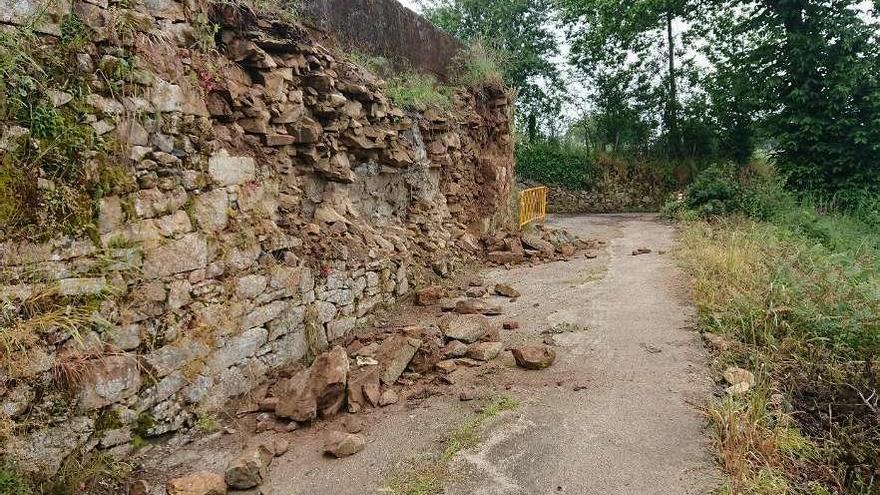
0 0 513 478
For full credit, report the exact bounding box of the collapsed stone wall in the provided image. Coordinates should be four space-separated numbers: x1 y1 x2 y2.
0 0 513 477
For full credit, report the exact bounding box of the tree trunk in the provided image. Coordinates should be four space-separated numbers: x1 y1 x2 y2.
666 8 679 157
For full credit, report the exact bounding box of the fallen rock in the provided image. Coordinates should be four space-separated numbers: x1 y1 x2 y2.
441 314 491 343
465 286 488 298
632 248 652 256
166 471 226 495
559 244 576 257
342 415 364 433
415 285 444 306
493 283 520 298
487 250 524 265
511 345 557 370
435 359 457 374
324 431 365 458
378 389 399 406
455 299 502 316
346 367 381 413
225 444 273 490
521 233 554 254
311 346 351 418
723 367 755 395
375 335 421 385
502 320 520 330
274 370 315 422
276 346 349 421
466 342 503 361
442 340 469 357
272 438 290 456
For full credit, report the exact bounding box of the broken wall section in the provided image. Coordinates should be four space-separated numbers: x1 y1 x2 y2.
0 0 513 477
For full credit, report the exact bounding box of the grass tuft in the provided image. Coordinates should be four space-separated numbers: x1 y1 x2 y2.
384 396 519 495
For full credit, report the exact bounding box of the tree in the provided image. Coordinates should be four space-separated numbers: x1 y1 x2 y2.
701 0 880 198
419 0 563 132
559 0 700 157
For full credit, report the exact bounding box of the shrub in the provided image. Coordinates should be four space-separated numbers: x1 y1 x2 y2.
682 165 741 216
452 41 505 88
515 142 597 189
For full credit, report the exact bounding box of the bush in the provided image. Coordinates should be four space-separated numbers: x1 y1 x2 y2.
674 160 792 220
515 142 597 189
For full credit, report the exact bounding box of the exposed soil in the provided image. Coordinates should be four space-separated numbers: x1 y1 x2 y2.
135 214 718 494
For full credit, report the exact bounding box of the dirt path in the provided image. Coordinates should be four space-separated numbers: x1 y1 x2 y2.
142 214 717 494
446 213 718 494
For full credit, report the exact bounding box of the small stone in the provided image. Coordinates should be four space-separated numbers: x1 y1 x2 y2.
224 444 273 490
632 248 652 256
466 342 503 361
166 471 226 495
502 320 520 330
415 285 445 306
511 345 557 370
442 340 469 358
378 389 399 406
435 360 457 374
342 415 364 433
323 431 365 458
493 283 520 298
723 367 755 394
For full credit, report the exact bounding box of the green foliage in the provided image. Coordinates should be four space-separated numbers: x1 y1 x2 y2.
421 0 562 126
0 462 31 495
451 41 505 88
674 161 792 220
516 141 597 189
386 72 451 111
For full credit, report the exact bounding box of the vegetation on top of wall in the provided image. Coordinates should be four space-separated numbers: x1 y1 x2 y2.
450 41 505 88
386 72 452 111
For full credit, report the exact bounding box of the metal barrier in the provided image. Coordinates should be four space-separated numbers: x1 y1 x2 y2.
519 186 548 228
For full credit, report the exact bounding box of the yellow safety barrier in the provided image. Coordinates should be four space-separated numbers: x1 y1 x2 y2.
519 186 548 228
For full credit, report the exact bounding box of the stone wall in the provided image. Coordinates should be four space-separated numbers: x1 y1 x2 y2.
0 0 513 477
299 0 463 80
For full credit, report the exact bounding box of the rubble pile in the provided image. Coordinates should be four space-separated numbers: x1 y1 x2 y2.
481 224 604 265
0 0 513 477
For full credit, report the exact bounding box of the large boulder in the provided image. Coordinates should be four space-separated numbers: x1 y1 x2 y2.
374 335 421 385
276 346 350 421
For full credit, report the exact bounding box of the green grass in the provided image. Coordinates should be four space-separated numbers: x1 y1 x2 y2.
451 42 505 88
0 462 31 495
677 200 879 494
384 396 519 495
386 72 451 112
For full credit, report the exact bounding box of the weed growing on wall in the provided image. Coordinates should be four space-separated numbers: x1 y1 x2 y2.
386 72 451 111
0 15 137 240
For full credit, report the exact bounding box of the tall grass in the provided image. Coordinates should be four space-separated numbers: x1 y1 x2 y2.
678 197 880 493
